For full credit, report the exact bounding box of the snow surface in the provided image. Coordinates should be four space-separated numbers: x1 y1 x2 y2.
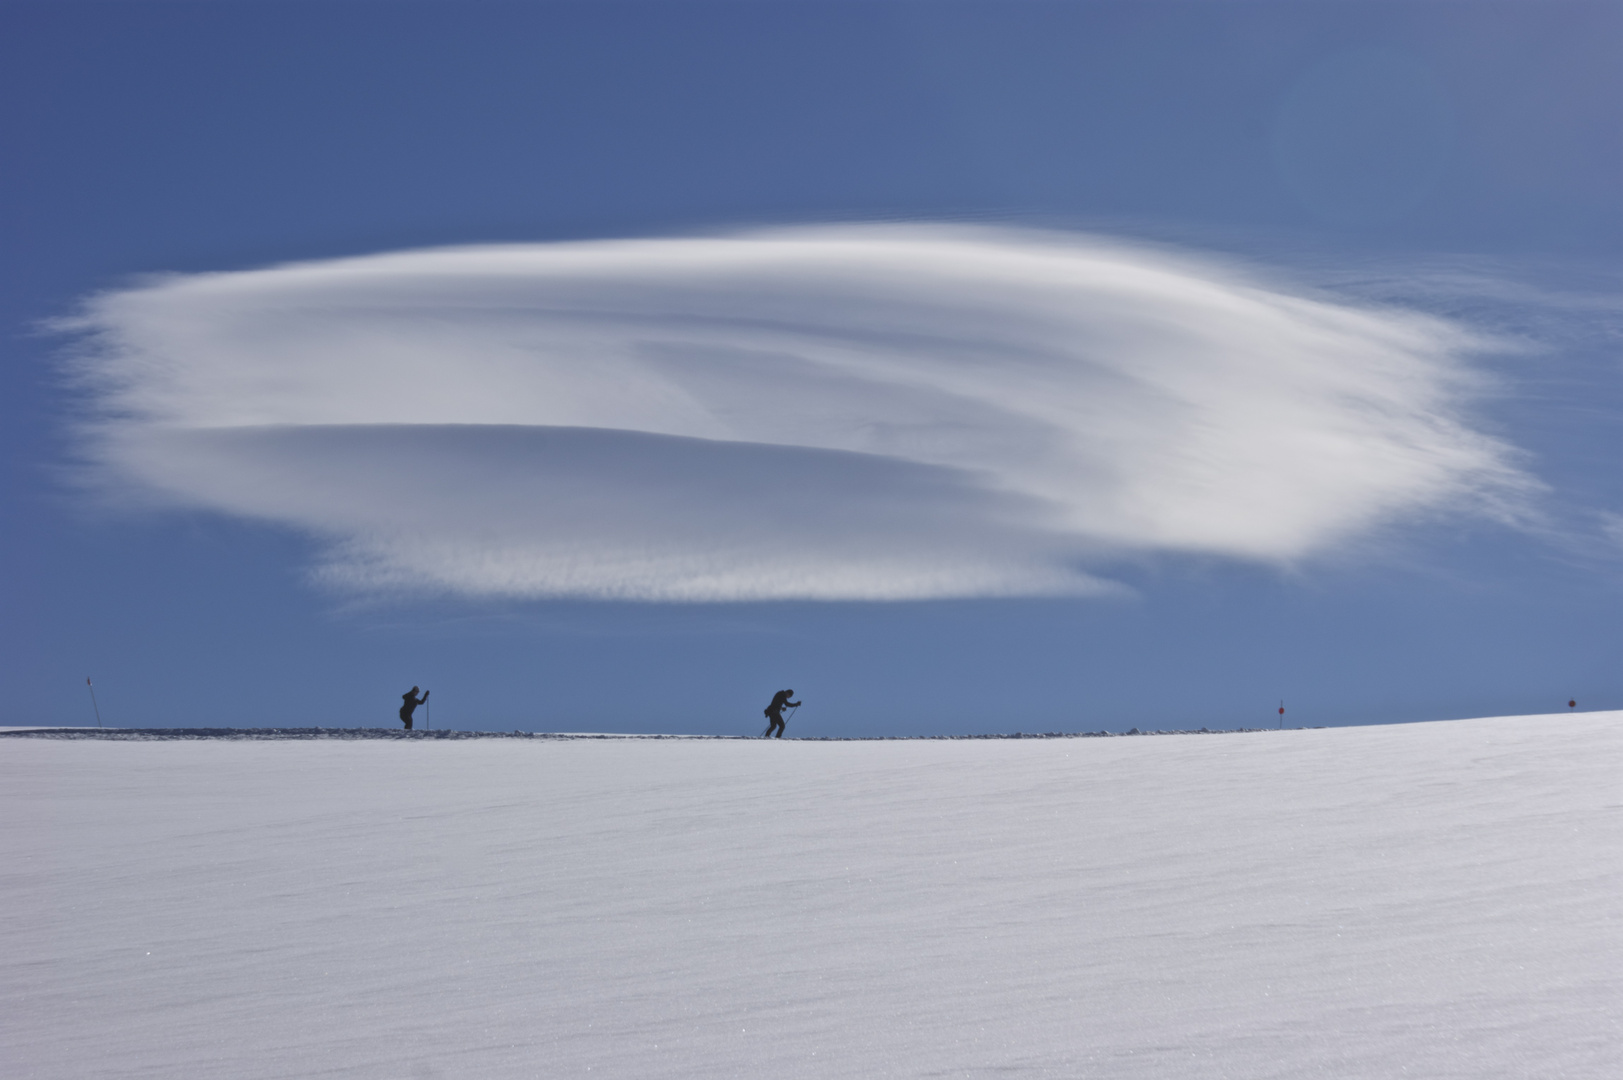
2 714 1617 1078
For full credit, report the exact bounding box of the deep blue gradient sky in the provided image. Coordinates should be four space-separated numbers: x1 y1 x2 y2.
3 2 1620 734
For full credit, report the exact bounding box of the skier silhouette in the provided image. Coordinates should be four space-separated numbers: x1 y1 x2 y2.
763 689 800 738
399 687 429 730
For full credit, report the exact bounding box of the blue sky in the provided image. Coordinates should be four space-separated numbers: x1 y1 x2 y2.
2 1 1619 734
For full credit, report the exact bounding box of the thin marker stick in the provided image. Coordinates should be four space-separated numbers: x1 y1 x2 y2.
86 677 103 728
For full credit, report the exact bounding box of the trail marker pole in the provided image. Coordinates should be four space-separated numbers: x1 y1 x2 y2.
86 677 103 728
1278 700 1284 730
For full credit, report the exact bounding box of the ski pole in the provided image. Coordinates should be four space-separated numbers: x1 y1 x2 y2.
86 677 103 728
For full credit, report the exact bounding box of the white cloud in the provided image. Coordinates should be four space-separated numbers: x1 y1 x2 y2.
63 225 1531 601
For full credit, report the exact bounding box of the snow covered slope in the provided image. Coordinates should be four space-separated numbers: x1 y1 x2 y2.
2 714 1617 1079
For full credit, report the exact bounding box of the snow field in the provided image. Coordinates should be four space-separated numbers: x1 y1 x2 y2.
1 713 1618 1079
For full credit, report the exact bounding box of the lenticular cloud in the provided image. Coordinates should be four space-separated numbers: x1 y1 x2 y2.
64 226 1528 601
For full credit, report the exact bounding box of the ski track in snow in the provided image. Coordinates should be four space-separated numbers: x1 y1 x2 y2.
1 713 1618 1079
